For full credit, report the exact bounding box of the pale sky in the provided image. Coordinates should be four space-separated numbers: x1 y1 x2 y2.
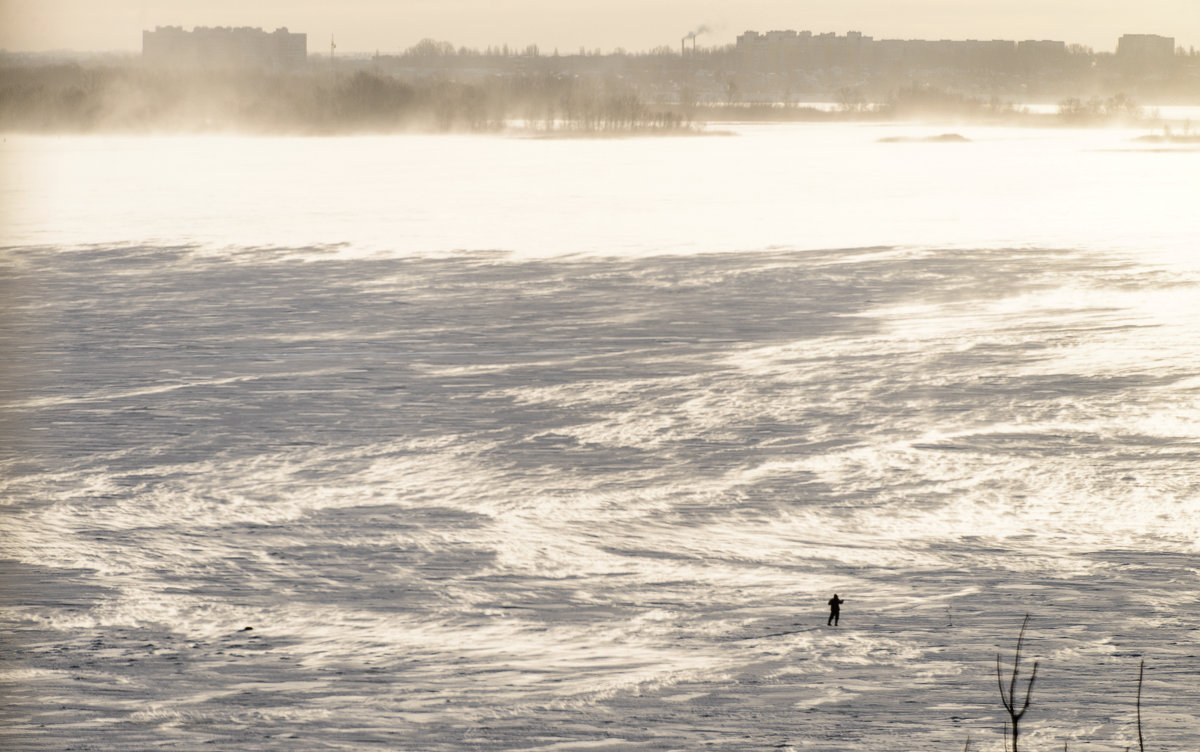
2 0 1196 54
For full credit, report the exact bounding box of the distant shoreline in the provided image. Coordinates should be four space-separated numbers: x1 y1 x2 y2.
1 62 1196 137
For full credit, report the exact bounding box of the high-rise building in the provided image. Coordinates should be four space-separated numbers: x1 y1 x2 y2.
1117 34 1175 62
1115 34 1176 75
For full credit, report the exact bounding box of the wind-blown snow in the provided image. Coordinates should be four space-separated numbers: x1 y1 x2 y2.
2 127 1198 750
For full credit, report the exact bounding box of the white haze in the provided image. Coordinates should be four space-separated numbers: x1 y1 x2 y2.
3 125 1197 262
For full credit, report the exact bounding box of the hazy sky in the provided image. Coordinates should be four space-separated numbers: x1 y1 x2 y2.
2 0 1197 54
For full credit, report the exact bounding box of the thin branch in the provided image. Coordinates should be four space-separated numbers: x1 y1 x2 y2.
1009 620 1023 707
996 615 1037 752
1020 660 1039 716
1137 659 1145 752
997 655 1015 713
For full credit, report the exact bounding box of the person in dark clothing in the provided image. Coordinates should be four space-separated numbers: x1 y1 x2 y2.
827 594 845 626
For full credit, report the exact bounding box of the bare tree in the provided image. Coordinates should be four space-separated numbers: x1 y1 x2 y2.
997 615 1039 752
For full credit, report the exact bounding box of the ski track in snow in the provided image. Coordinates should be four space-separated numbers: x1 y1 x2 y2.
2 243 1198 751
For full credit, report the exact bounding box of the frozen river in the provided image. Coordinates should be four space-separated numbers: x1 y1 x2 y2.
2 125 1199 750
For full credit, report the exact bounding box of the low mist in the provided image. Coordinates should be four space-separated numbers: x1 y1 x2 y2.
2 33 1198 135
0 61 694 136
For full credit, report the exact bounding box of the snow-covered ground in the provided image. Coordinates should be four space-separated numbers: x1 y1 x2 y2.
2 128 1198 750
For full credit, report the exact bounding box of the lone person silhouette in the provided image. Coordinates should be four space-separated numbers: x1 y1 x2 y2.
827 594 845 626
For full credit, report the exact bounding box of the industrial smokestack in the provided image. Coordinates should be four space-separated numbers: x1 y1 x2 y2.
681 25 710 56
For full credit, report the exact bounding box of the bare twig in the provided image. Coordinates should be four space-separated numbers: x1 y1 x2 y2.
1137 658 1145 752
996 615 1039 752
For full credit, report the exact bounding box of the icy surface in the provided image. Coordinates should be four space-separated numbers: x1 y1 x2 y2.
2 127 1199 750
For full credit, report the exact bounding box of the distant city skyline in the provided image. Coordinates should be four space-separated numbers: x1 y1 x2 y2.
2 0 1198 54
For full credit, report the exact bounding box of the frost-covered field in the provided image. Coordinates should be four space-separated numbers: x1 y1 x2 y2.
2 129 1199 750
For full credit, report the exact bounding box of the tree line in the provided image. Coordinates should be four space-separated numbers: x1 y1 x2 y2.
0 63 691 135
0 61 1166 135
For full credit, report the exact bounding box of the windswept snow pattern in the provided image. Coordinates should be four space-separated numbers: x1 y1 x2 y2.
2 243 1198 750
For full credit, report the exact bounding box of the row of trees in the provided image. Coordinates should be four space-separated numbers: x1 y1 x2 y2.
1057 93 1146 123
0 61 1165 134
0 64 692 134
